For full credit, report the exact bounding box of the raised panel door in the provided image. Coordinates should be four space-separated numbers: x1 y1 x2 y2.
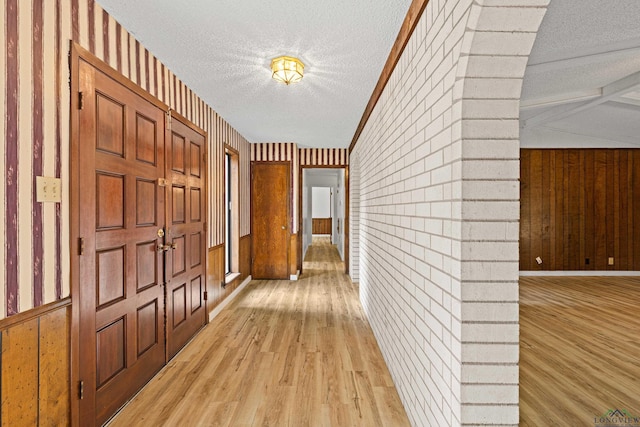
77 58 166 425
165 117 207 359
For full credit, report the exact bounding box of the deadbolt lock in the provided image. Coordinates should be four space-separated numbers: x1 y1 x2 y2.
157 228 165 238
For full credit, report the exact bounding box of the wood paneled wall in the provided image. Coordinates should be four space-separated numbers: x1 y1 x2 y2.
206 235 252 315
0 299 70 425
520 149 640 271
312 218 332 235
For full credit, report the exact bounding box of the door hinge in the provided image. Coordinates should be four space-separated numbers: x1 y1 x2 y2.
203 153 206 163
203 222 207 232
78 237 85 255
203 291 208 301
78 92 84 110
166 108 172 130
79 381 84 400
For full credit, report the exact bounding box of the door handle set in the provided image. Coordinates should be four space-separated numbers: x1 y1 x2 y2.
157 243 177 252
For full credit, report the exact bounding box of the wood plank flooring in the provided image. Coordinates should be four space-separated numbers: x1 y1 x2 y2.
108 237 410 426
520 276 640 426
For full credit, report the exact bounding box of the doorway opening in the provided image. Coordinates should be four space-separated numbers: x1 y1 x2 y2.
301 168 347 273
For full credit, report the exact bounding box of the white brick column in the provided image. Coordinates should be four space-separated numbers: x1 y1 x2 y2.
349 0 549 426
457 1 548 425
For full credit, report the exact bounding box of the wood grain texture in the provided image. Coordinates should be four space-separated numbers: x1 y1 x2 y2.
0 300 70 426
520 276 640 426
207 236 251 315
108 237 410 426
39 305 71 425
206 244 225 312
239 234 251 283
1 319 39 426
251 162 290 279
312 218 332 235
520 149 640 271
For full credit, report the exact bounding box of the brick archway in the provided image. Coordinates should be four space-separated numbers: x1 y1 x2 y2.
455 2 549 425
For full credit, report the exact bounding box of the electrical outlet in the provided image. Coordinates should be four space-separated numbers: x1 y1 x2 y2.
608 257 614 266
36 176 62 203
535 256 542 265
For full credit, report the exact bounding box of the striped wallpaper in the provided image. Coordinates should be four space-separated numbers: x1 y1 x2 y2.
251 144 348 234
1 0 250 319
299 148 348 166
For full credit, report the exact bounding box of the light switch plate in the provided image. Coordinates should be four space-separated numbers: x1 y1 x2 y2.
36 176 62 203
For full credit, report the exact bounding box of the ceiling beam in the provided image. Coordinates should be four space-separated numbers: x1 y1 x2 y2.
522 70 640 129
612 97 640 108
520 89 601 111
526 37 640 74
349 0 430 153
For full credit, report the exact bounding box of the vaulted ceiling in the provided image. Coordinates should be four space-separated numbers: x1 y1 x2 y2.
98 0 640 149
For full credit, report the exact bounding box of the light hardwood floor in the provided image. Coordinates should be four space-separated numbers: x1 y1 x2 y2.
520 276 640 426
108 237 410 426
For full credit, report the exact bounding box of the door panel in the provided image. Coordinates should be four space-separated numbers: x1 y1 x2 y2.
252 162 290 279
78 58 166 425
166 117 207 359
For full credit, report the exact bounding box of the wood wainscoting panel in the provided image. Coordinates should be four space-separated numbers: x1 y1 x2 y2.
1 319 39 426
520 149 640 271
206 235 251 316
207 244 225 314
239 234 252 282
39 306 71 424
312 218 332 235
0 299 70 426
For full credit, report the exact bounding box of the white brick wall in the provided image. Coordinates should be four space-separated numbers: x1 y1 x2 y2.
349 0 548 425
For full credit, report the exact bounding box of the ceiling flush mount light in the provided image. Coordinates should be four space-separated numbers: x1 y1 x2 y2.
271 56 304 85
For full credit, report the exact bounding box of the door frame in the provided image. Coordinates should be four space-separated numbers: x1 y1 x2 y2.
298 165 349 274
69 41 208 425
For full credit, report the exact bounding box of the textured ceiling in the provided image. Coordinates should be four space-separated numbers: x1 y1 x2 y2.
98 0 640 149
97 0 412 148
522 0 640 148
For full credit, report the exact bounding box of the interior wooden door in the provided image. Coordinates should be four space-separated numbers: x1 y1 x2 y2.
251 162 290 279
76 57 167 425
165 116 207 359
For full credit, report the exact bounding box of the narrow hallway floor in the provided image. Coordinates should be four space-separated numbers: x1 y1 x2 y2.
108 237 410 426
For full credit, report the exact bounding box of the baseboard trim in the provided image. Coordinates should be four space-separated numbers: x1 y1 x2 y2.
520 270 640 277
208 275 252 322
290 270 300 281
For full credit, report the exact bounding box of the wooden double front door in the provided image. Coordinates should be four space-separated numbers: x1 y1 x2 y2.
74 47 207 425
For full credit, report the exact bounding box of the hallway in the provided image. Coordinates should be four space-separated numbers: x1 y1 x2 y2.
108 238 410 426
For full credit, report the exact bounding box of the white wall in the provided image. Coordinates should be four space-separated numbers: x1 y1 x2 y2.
312 187 331 219
349 1 548 426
